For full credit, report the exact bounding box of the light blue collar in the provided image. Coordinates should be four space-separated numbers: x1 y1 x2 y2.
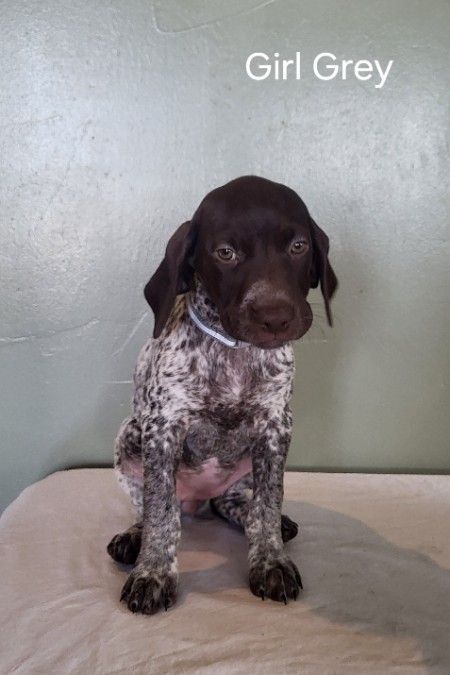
186 295 250 349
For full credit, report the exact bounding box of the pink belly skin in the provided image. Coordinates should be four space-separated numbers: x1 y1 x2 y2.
176 456 252 514
120 455 252 515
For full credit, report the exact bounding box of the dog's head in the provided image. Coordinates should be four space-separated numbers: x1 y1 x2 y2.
145 176 338 349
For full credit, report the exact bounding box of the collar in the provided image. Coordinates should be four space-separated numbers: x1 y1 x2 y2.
186 295 250 349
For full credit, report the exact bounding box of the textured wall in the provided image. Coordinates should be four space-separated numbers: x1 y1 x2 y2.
1 0 449 510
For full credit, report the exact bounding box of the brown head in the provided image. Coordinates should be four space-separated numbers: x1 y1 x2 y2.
144 175 338 349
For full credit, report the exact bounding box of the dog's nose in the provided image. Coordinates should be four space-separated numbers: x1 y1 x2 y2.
249 302 295 334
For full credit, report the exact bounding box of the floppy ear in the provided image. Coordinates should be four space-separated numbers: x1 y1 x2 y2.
144 220 197 338
309 217 338 326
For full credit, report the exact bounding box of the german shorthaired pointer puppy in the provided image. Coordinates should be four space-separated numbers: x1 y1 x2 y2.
107 175 337 614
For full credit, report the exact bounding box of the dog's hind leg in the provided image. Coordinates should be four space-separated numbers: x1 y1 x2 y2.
113 415 144 515
107 522 142 564
210 474 298 543
108 415 144 564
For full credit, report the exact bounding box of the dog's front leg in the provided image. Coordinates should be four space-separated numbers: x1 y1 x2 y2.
246 404 303 603
120 413 185 615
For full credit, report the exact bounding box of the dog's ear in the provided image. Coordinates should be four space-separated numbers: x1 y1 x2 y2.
144 220 197 338
309 216 338 326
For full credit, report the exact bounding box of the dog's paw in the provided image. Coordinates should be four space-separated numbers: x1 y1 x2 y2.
249 556 303 603
281 514 299 543
107 529 142 565
120 567 178 615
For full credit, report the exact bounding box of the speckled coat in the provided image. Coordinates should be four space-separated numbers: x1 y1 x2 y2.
109 279 303 613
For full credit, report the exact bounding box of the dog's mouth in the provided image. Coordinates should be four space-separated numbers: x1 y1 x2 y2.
243 328 306 349
215 297 314 349
251 335 291 349
221 316 312 350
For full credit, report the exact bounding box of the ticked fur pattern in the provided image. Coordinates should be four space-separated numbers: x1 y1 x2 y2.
109 278 303 613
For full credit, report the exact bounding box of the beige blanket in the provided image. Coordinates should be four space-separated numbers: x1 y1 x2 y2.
1 469 449 674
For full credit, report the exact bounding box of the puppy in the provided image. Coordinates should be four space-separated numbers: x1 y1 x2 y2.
107 175 338 614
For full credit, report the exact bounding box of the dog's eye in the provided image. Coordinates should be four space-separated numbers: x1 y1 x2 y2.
215 247 236 262
290 240 308 255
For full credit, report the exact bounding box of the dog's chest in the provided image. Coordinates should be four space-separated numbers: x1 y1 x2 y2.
183 353 274 465
183 415 253 465
198 345 267 405
199 344 292 414
180 360 259 503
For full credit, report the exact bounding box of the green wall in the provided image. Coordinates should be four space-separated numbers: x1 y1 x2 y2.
1 0 449 510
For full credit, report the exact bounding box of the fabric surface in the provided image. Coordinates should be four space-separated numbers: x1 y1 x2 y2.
1 469 449 674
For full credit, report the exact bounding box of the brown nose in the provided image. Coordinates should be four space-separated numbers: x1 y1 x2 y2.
249 302 295 334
